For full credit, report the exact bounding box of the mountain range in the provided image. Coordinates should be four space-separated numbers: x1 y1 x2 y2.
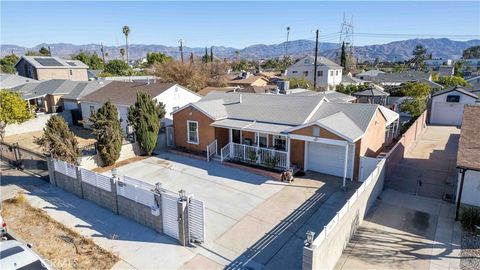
2 38 479 62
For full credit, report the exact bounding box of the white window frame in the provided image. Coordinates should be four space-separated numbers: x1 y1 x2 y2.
187 120 199 144
313 126 320 137
317 70 323 77
257 133 268 148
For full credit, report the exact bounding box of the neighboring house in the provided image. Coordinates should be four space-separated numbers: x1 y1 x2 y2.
0 74 38 89
456 105 480 212
227 72 269 87
373 71 443 90
286 55 343 91
87 69 103 80
352 87 390 106
430 86 478 126
424 58 453 70
341 74 367 86
80 81 201 134
463 59 480 71
287 88 357 103
198 86 237 96
466 75 480 90
11 79 104 113
172 92 399 181
100 75 159 83
61 81 111 111
437 66 455 77
355 69 385 81
14 56 88 81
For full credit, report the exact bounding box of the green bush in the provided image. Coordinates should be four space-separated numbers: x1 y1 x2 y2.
460 207 480 232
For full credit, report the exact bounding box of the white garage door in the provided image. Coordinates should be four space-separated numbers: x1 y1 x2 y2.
307 142 354 179
431 102 465 126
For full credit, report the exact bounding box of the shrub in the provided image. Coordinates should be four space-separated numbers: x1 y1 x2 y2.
460 207 480 232
36 115 79 164
263 154 279 168
247 149 258 163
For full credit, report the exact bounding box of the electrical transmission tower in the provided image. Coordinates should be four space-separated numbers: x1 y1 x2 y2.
339 14 355 70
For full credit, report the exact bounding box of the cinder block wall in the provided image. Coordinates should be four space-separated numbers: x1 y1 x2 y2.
54 171 82 198
117 196 163 233
81 182 117 213
304 160 386 270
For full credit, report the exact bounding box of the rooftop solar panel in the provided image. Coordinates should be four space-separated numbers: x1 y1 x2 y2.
34 58 63 67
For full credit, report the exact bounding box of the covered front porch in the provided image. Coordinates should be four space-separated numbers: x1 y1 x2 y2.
207 119 292 170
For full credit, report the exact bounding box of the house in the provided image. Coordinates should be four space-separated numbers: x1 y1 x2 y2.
355 69 385 81
14 56 89 81
171 92 399 181
287 89 357 103
463 59 480 71
11 79 106 113
60 81 111 111
466 75 480 90
80 81 201 134
0 74 38 89
455 105 480 214
198 86 237 96
227 72 268 87
372 71 444 90
352 87 390 106
341 74 367 86
437 66 455 77
286 55 343 91
424 58 453 70
430 86 478 126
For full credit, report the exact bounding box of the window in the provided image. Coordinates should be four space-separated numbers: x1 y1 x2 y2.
336 70 339 76
89 106 95 114
69 70 73 76
258 133 268 148
292 70 298 74
273 135 286 151
317 70 323 77
304 59 310 64
330 70 334 76
187 121 199 144
303 71 309 77
313 126 320 137
446 95 460 102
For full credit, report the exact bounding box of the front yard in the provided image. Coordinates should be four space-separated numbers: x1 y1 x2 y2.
462 232 480 270
1 194 119 270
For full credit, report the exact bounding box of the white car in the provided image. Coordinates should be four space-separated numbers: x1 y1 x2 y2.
0 240 52 270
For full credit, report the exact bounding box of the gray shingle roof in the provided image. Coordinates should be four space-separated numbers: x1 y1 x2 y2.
288 89 356 103
0 74 38 89
10 79 107 100
373 71 430 83
356 70 385 77
432 86 479 99
353 88 390 97
291 55 342 69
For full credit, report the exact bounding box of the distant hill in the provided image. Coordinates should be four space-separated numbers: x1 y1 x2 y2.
2 38 479 62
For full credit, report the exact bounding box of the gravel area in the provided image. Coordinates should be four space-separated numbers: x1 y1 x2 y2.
461 231 480 270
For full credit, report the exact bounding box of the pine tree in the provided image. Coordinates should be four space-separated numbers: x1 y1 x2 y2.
127 92 166 155
203 47 209 63
210 46 214 62
37 115 79 164
89 101 123 166
340 42 347 70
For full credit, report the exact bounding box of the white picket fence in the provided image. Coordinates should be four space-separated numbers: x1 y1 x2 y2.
116 176 157 207
53 159 77 179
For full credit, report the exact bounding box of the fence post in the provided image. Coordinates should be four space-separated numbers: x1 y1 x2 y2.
110 176 119 215
76 166 84 199
177 190 189 246
46 157 56 186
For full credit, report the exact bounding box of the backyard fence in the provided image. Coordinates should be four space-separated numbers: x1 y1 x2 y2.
303 158 386 270
47 158 205 246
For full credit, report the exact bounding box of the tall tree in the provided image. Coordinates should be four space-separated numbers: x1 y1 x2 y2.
89 101 123 166
0 90 34 141
120 48 126 60
104 59 130 75
39 47 50 56
127 92 166 155
399 82 432 117
122 25 131 64
412 44 427 70
438 76 470 88
235 50 240 62
146 52 172 66
210 46 214 62
203 47 209 63
37 115 79 164
0 54 19 74
340 42 347 70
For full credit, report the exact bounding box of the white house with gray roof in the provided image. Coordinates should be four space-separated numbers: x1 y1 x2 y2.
286 55 343 91
172 92 399 182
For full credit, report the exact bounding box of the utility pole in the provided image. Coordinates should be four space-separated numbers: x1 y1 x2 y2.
178 39 185 64
313 29 319 91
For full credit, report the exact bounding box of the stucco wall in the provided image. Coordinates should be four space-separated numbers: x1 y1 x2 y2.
457 170 480 208
153 85 201 120
4 111 72 136
359 109 387 158
36 68 88 81
173 106 215 153
78 142 144 169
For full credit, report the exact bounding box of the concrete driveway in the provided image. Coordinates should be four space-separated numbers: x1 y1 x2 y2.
386 125 460 199
335 189 461 270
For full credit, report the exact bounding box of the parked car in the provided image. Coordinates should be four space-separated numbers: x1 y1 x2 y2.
0 215 6 238
0 240 52 270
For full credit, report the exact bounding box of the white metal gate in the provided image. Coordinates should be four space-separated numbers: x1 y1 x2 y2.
188 198 205 243
166 126 174 147
162 193 179 240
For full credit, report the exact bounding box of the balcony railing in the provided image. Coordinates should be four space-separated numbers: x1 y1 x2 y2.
221 142 288 169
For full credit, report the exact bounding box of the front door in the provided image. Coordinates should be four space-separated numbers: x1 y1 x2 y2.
232 129 241 144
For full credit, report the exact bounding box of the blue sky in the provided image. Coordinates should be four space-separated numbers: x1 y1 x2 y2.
1 1 479 48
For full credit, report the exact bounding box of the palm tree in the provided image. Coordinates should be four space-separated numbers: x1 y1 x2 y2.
120 48 125 60
285 26 291 61
235 50 240 62
122 25 130 64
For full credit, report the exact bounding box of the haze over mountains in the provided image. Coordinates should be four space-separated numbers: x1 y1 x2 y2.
2 38 479 62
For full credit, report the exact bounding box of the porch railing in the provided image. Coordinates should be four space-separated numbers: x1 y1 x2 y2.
224 142 288 169
206 140 217 162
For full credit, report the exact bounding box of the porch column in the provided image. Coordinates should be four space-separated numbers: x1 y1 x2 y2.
286 137 291 170
256 132 260 164
229 129 233 156
343 144 349 189
229 128 232 143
